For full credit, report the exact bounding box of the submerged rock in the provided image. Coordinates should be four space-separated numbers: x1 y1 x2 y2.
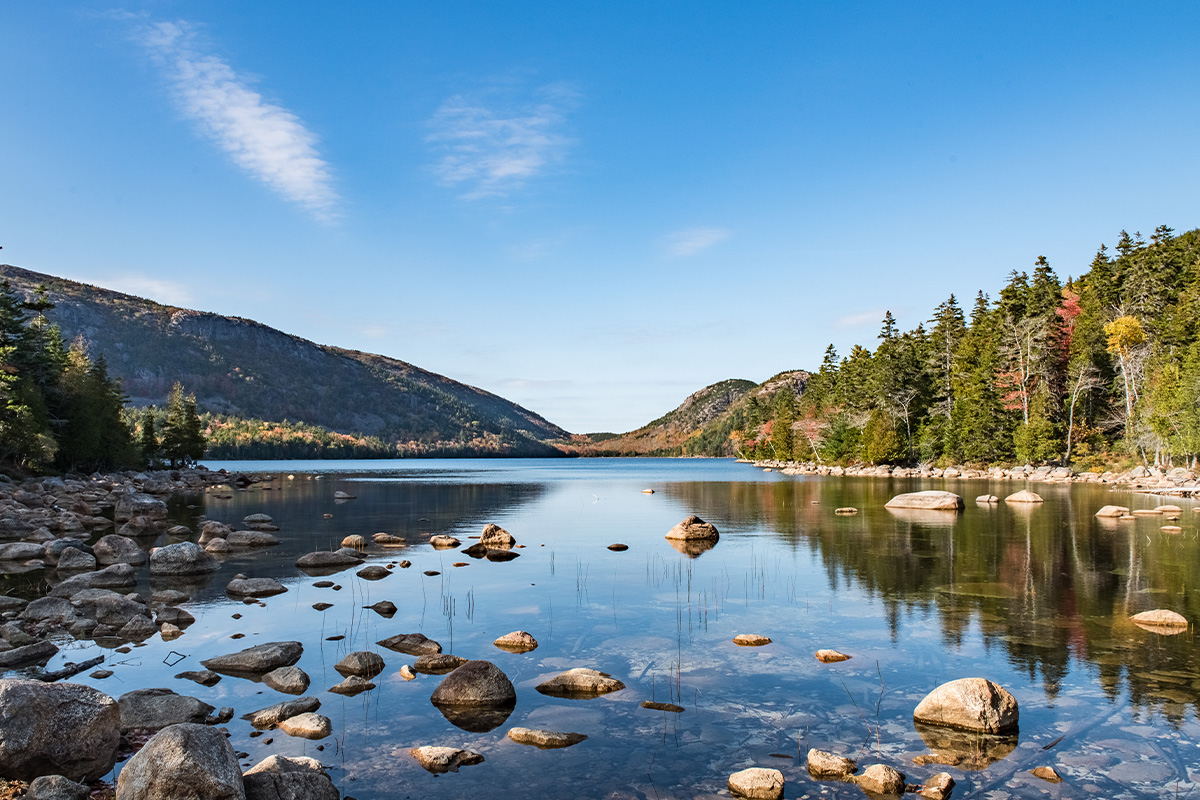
665 515 719 541
913 678 1018 733
377 632 441 655
732 634 772 646
914 721 1018 769
201 641 302 675
1131 608 1188 632
506 727 587 749
1030 766 1063 783
727 767 784 800
806 748 856 778
536 667 625 698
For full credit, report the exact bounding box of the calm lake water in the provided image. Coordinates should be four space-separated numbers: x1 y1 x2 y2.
51 459 1200 798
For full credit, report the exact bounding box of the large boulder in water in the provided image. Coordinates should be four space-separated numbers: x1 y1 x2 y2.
243 755 338 800
913 677 1018 733
115 723 243 800
479 523 515 548
201 641 303 675
885 491 964 511
535 667 626 698
93 534 148 566
118 688 215 731
665 515 719 541
0 679 120 782
430 660 516 707
150 542 219 575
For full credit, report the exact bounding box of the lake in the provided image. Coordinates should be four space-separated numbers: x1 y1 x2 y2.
59 458 1200 798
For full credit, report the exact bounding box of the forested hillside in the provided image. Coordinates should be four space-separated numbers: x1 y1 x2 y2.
739 226 1200 469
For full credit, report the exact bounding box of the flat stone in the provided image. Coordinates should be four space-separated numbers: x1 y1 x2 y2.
536 667 625 698
410 745 483 774
815 649 852 663
241 697 321 729
506 727 587 749
1131 608 1188 632
806 748 856 778
329 675 375 695
201 641 303 675
727 767 784 800
377 632 442 655
641 701 684 712
226 577 287 597
278 712 331 739
885 491 963 510
834 507 858 515
607 543 629 551
493 630 538 652
733 634 772 646
413 653 468 674
117 688 214 731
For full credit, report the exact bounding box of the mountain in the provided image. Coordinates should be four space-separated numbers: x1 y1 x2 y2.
563 371 808 456
0 264 568 456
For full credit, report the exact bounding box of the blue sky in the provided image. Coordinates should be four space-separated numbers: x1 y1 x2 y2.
2 2 1198 433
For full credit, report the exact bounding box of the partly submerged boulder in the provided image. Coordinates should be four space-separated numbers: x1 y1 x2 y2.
430 660 515 707
913 677 1018 733
201 641 302 675
665 515 719 541
535 667 625 698
885 491 964 511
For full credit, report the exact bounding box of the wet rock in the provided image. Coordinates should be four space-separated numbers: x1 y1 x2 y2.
0 542 45 561
56 547 97 571
334 651 385 678
733 633 772 646
227 530 280 548
815 649 852 663
410 745 483 774
153 604 195 628
1131 608 1189 632
665 515 719 541
113 492 167 522
727 767 784 800
855 764 905 794
399 665 416 680
312 602 333 611
175 670 221 687
373 532 405 545
806 748 856 778
919 772 956 799
0 678 120 782
430 660 516 708
1005 489 1043 504
536 667 625 698
87 563 138 589
201 641 303 675
885 491 963 510
913 678 1018 733
329 675 375 695
1030 766 1062 783
243 754 338 800
44 539 93 566
366 600 397 617
641 700 684 712
242 697 321 729
278 712 331 740
340 534 366 549
115 723 241 800
485 548 520 561
607 543 629 551
226 577 288 597
263 666 310 695
243 513 274 525
205 538 231 554
507 727 587 749
377 632 441 655
493 630 538 652
413 653 468 674
93 535 148 566
429 535 460 548
118 688 215 731
356 565 389 580
1095 505 1130 517
294 550 361 570
26 775 91 800
479 523 515 548
150 542 219 575
90 670 113 680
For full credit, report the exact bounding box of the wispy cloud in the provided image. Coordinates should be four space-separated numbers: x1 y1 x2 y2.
426 81 578 199
835 309 886 329
664 227 731 257
90 274 194 306
135 19 339 221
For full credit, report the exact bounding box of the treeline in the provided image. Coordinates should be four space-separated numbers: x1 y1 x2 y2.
0 282 138 472
722 226 1200 469
203 415 397 460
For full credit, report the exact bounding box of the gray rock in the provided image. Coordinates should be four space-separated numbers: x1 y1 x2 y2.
26 775 91 800
278 713 331 740
115 723 243 800
117 515 160 537
226 577 288 597
0 542 45 561
329 675 375 696
535 667 626 698
227 530 280 548
366 600 397 617
241 697 321 729
356 565 389 580
205 538 231 554
665 515 719 541
409 745 483 774
150 542 219 575
0 679 120 782
201 641 303 675
430 660 515 707
294 550 361 569
152 589 190 605
263 666 310 695
43 539 92 566
88 563 138 589
93 535 148 566
377 632 441 655
113 492 167 522
243 755 338 800
70 589 148 627
118 688 215 731
334 651 385 678
0 640 59 668
884 491 964 511
913 677 1019 733
413 653 468 674
242 513 274 525
175 670 221 687
21 596 77 624
153 604 196 628
56 547 97 571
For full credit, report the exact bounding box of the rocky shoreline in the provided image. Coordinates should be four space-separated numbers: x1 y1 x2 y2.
746 459 1200 495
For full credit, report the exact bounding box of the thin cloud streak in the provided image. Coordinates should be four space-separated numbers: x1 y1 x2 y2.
665 227 731 257
426 82 577 199
835 309 886 329
137 19 339 221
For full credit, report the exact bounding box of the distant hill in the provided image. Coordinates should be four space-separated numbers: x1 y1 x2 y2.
0 265 569 456
562 371 808 456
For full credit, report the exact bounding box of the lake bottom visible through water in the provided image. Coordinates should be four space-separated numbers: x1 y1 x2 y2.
38 458 1200 799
